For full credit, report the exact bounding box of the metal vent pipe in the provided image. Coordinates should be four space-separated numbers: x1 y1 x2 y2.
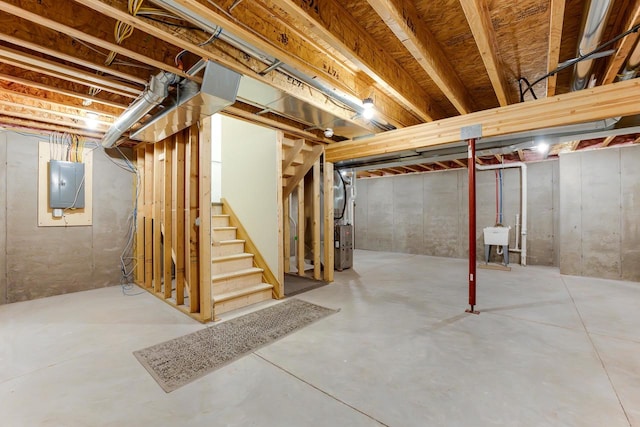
571 0 614 91
101 72 178 148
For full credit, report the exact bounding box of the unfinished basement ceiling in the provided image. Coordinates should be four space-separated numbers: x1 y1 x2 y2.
0 0 638 162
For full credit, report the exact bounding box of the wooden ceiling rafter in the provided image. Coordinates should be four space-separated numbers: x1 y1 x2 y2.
602 0 640 85
545 0 566 97
76 0 380 133
459 0 511 106
365 0 475 114
257 0 445 122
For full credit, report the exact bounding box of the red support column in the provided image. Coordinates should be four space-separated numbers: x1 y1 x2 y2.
466 138 479 314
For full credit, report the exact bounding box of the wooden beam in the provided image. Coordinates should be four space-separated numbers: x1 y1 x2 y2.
0 89 115 122
163 138 173 299
143 144 153 288
0 0 193 81
282 139 305 170
296 179 305 277
517 150 525 162
284 144 324 197
570 140 581 151
198 117 212 321
266 0 444 121
312 159 321 280
459 0 511 106
0 103 108 133
153 143 162 293
415 164 433 171
434 161 450 169
0 81 122 116
602 0 640 85
453 159 466 167
601 135 615 147
0 118 100 142
283 194 291 274
175 134 186 305
475 157 485 165
0 66 130 109
546 0 566 97
323 158 334 282
387 167 408 174
128 0 421 127
494 154 503 163
325 78 640 162
0 25 148 85
78 0 385 130
135 145 145 284
366 0 475 113
403 165 425 173
275 131 284 297
0 47 141 98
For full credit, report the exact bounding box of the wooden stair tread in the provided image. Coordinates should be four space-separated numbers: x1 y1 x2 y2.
212 253 254 263
213 283 273 303
213 214 230 218
213 226 236 230
212 267 263 282
212 239 245 246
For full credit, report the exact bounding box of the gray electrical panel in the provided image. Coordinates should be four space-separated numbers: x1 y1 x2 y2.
334 224 353 271
49 160 85 209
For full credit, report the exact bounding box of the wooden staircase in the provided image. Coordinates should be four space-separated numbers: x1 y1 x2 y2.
212 203 274 315
282 138 324 197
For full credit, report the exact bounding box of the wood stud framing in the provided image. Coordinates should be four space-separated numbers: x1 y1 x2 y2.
134 124 212 322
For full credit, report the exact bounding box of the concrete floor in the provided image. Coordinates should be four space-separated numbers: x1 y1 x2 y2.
1 249 639 426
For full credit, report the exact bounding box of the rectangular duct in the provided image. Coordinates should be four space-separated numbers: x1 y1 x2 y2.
130 61 241 142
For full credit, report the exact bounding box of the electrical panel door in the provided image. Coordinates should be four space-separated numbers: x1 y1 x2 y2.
49 160 85 209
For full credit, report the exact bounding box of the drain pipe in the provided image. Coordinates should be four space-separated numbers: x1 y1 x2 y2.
476 162 528 266
101 71 178 148
572 0 614 91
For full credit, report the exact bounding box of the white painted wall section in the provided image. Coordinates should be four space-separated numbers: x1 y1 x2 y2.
221 116 279 275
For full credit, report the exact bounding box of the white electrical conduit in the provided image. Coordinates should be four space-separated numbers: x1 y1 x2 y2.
476 162 527 266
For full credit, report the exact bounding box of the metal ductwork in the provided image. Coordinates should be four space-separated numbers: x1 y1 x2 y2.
571 0 614 91
101 72 177 147
130 61 241 142
619 39 640 81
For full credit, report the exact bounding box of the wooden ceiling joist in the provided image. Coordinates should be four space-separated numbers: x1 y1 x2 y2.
76 0 379 133
365 0 475 114
0 0 193 81
0 46 141 97
0 102 109 132
434 161 450 169
0 24 148 85
545 0 566 97
0 79 123 116
453 159 466 167
0 115 104 139
459 0 511 106
326 78 640 162
602 0 640 85
601 135 615 147
268 0 445 122
0 67 129 109
0 87 117 121
153 0 423 127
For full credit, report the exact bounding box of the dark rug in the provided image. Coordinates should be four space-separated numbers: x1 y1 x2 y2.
133 298 338 392
284 273 329 296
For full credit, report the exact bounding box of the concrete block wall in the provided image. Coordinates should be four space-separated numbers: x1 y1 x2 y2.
0 131 133 304
559 145 640 281
355 160 559 266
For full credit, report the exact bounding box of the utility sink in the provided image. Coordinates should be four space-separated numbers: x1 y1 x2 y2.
483 226 511 246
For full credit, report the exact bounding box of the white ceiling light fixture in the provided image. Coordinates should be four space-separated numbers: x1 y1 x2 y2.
324 128 334 138
536 141 549 154
362 97 374 120
85 113 99 130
